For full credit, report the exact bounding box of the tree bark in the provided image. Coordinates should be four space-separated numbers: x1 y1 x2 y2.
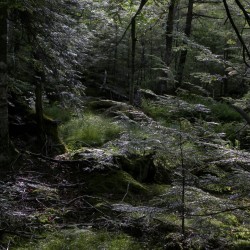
176 0 194 88
129 17 136 105
128 0 148 105
223 0 250 66
0 4 9 166
35 81 45 136
166 0 177 66
234 0 250 27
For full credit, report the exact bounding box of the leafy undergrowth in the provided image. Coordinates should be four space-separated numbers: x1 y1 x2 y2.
2 91 250 249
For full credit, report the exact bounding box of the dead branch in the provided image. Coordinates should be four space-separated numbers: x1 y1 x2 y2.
21 150 91 167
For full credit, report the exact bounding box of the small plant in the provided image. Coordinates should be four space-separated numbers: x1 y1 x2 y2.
59 113 122 149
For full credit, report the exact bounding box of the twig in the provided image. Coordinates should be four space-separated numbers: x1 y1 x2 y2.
187 205 250 217
21 150 91 166
121 183 130 202
66 196 110 218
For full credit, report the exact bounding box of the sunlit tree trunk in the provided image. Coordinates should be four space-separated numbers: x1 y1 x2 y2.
0 4 9 166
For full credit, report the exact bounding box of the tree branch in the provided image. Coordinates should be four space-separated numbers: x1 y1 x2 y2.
223 0 250 66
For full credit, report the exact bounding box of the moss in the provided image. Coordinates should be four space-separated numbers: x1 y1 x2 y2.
14 230 143 250
86 170 148 199
233 240 250 249
141 99 171 122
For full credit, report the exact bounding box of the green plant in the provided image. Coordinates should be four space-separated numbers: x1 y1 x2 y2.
214 122 242 144
14 230 143 250
44 104 72 123
141 99 172 124
211 102 242 122
59 113 122 149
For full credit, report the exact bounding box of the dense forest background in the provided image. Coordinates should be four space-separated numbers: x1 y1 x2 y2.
0 0 250 249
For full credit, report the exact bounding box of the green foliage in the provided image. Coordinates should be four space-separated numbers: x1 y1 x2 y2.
59 113 122 149
233 240 250 250
181 94 214 106
15 230 142 250
183 94 242 122
214 122 242 144
44 104 71 123
141 99 170 121
211 102 242 122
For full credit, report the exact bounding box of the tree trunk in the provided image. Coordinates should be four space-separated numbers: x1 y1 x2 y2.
223 0 250 67
129 17 136 105
165 0 177 66
0 5 9 166
35 81 45 135
176 0 194 88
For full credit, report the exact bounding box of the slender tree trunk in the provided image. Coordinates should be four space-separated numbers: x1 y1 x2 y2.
176 0 194 87
0 5 9 165
130 17 136 105
223 0 250 66
166 0 177 66
113 21 118 82
35 80 45 137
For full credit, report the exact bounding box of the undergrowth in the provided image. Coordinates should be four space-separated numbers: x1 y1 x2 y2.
182 94 242 122
44 104 72 123
14 230 143 250
59 113 123 149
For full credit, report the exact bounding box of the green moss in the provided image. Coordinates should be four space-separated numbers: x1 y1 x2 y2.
201 183 232 194
14 230 143 250
233 240 250 250
146 184 171 197
86 170 148 198
141 99 171 122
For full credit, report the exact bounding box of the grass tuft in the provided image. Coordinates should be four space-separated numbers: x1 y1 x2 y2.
59 113 122 149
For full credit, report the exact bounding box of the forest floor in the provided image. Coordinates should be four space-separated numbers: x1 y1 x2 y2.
1 90 250 249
